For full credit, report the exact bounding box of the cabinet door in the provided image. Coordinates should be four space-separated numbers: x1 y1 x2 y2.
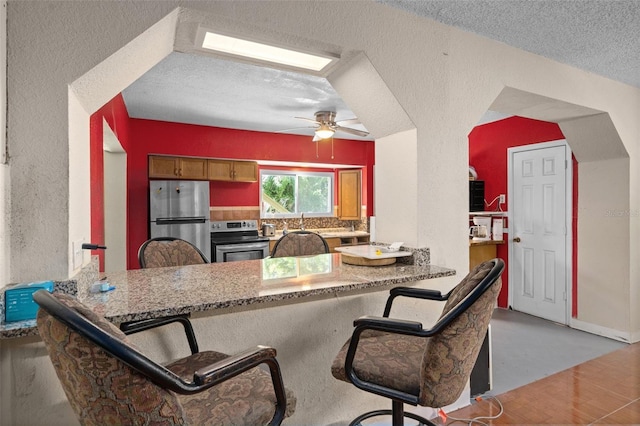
149 156 178 178
338 169 361 220
325 237 342 253
232 161 258 182
208 159 234 181
178 157 208 180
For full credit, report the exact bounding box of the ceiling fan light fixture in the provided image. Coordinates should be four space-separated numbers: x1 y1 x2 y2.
315 124 335 140
201 31 335 72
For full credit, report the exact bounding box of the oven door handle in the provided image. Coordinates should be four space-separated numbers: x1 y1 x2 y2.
215 242 269 251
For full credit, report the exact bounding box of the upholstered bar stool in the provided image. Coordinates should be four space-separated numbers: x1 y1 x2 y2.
138 236 209 268
35 290 296 426
332 258 504 426
271 231 329 258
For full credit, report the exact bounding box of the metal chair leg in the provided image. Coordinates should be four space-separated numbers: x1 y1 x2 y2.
348 401 436 426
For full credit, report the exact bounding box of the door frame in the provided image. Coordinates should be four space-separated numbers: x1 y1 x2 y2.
507 139 573 325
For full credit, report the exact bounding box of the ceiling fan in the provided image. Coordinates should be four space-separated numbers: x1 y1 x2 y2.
295 111 369 141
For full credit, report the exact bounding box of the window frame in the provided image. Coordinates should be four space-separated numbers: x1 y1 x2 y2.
260 169 334 219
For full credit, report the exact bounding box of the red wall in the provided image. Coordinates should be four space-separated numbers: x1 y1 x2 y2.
468 116 578 315
90 94 131 271
127 119 375 269
90 101 375 270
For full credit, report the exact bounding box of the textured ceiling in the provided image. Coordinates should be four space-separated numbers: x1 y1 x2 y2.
380 0 640 88
122 52 371 140
122 1 639 139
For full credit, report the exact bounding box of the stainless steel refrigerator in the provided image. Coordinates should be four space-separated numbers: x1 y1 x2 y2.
149 180 211 261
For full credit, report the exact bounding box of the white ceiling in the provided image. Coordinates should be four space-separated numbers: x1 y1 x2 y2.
122 1 639 138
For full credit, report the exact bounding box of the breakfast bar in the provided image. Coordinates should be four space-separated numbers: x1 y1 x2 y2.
1 253 456 425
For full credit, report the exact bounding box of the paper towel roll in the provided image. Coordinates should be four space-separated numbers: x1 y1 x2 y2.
492 218 503 241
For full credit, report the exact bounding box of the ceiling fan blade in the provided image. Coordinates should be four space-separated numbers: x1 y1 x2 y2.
276 126 317 133
336 118 360 126
294 116 320 124
335 125 370 137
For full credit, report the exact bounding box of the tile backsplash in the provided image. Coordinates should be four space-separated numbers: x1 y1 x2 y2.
211 206 368 231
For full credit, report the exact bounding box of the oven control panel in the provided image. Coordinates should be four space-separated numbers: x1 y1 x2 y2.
211 220 258 232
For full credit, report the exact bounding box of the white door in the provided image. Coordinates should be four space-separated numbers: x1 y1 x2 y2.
508 141 571 324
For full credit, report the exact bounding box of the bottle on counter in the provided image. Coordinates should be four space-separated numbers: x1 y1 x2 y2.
283 221 288 235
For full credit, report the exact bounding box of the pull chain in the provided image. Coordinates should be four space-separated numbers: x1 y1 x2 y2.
331 136 334 159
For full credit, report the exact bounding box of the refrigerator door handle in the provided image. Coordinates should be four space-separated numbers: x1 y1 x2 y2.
155 217 207 225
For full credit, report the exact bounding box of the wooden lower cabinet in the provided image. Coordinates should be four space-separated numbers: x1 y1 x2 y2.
469 241 503 270
325 238 342 253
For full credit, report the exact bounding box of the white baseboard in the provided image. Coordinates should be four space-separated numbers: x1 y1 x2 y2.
570 318 635 343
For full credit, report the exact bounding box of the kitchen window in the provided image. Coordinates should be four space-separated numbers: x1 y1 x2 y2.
261 170 333 218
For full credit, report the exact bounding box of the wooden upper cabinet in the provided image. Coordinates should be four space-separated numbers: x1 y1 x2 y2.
208 159 258 182
149 156 207 180
149 156 179 179
179 157 208 179
232 160 258 182
338 169 362 220
207 159 234 181
149 155 256 182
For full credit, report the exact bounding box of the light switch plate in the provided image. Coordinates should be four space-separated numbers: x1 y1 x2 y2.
72 240 84 270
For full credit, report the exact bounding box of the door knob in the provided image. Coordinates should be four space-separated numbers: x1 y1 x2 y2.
513 237 521 243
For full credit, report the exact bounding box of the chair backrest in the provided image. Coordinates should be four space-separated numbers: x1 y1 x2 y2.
271 231 330 258
139 237 209 268
34 291 189 425
419 258 504 408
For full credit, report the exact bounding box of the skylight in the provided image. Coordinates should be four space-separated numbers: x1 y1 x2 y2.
201 32 336 72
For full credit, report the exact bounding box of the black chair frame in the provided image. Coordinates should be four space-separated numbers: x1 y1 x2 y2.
343 258 505 426
138 236 210 268
120 314 200 355
270 230 330 257
34 290 289 426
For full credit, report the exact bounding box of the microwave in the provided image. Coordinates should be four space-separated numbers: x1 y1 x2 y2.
469 180 485 212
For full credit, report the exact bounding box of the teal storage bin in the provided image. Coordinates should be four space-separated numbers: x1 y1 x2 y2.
4 281 54 322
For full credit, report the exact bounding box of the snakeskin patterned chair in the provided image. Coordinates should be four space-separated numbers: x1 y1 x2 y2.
331 258 504 426
138 237 209 268
133 237 210 354
270 231 329 258
34 290 296 426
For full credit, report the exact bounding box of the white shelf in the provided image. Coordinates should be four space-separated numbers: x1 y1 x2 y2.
469 211 508 216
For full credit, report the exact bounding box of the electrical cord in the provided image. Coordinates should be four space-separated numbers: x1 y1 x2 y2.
484 196 504 212
445 395 504 426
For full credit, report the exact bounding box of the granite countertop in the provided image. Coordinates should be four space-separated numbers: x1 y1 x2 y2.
1 253 454 339
469 239 505 246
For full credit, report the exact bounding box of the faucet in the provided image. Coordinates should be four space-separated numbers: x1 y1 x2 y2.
299 213 305 230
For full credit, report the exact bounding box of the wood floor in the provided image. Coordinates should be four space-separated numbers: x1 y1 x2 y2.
447 342 640 425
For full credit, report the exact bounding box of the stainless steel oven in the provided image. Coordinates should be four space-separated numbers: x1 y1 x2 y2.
210 220 270 263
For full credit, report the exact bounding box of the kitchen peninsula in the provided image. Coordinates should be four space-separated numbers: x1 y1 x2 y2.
1 253 453 337
1 254 456 425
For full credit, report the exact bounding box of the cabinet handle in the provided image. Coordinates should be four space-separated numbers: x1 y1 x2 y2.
174 168 178 176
